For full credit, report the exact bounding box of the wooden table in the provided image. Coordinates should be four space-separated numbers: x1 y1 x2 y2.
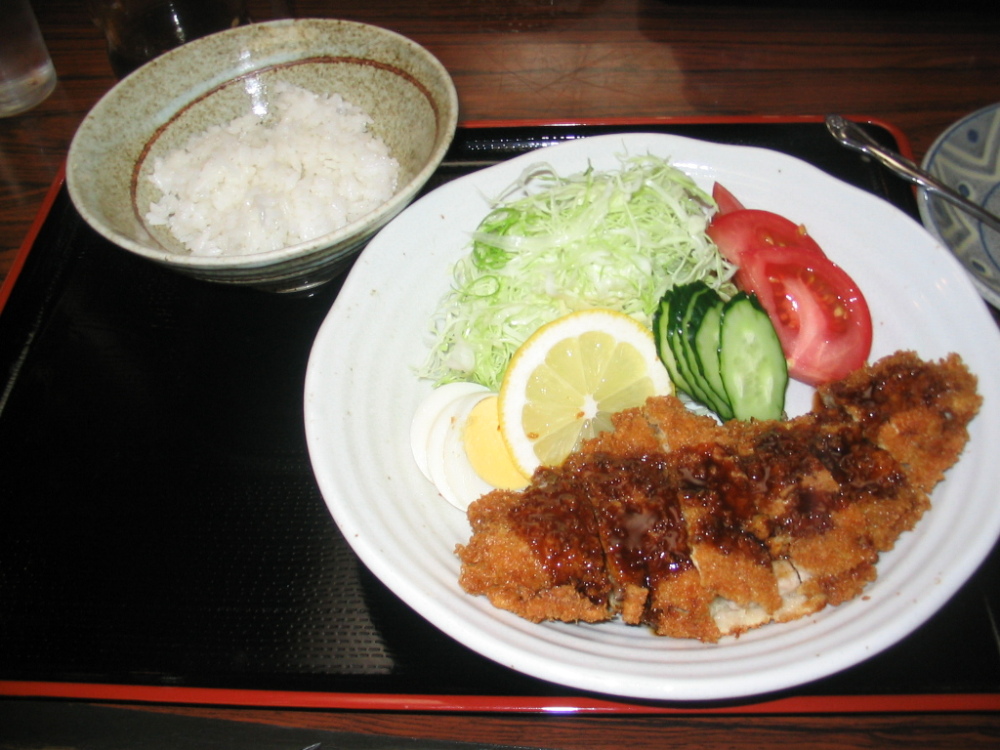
2 1 999 747
4 0 1000 285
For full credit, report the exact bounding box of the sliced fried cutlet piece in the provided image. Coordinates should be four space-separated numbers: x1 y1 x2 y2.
580 404 666 458
646 564 724 642
563 451 721 641
666 443 784 638
815 351 982 493
581 395 728 458
457 481 613 624
745 415 929 609
584 411 790 640
641 394 730 451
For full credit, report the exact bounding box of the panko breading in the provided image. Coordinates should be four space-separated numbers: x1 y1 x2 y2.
456 351 981 642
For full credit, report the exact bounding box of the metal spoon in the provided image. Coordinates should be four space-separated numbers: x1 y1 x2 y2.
825 114 1000 235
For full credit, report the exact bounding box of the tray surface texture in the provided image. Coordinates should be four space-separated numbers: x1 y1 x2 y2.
1 121 998 709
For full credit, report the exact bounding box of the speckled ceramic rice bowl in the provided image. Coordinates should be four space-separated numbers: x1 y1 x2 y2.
67 18 458 293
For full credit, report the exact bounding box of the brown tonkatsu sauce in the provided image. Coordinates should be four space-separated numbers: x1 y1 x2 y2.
459 352 981 641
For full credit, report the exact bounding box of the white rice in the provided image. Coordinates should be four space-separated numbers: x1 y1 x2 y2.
145 81 400 257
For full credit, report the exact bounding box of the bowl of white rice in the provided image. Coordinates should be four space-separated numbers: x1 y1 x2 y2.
67 18 458 293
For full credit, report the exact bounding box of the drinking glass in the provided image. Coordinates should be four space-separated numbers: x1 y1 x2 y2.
0 0 57 118
88 0 249 79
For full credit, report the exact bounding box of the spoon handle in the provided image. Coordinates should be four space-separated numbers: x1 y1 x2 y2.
825 114 1000 235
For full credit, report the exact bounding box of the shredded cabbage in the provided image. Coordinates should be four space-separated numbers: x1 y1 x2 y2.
418 153 738 390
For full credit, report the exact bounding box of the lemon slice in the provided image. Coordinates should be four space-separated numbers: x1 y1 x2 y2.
498 308 673 476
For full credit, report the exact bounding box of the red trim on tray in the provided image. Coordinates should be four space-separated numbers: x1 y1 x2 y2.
0 163 66 315
2 681 998 714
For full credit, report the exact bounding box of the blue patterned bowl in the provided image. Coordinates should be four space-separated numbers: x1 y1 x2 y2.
918 103 1000 308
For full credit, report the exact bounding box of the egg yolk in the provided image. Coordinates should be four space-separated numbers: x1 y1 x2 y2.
463 395 530 490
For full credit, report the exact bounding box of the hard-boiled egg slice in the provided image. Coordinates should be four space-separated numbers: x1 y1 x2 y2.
410 381 489 480
425 391 494 510
463 395 530 490
412 382 530 511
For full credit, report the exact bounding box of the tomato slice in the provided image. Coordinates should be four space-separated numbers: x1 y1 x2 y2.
707 209 826 265
712 183 746 216
735 247 873 386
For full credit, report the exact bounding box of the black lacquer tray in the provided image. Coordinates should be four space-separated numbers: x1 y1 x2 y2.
2 119 998 713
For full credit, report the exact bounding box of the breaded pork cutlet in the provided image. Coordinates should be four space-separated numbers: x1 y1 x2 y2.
815 350 981 493
456 351 981 642
460 483 612 624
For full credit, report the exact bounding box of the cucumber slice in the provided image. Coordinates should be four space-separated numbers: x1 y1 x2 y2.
691 297 734 420
675 284 732 418
666 284 702 397
719 292 788 421
653 288 691 395
667 284 714 406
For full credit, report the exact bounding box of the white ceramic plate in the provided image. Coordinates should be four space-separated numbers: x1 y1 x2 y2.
304 132 1000 701
918 102 1000 307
